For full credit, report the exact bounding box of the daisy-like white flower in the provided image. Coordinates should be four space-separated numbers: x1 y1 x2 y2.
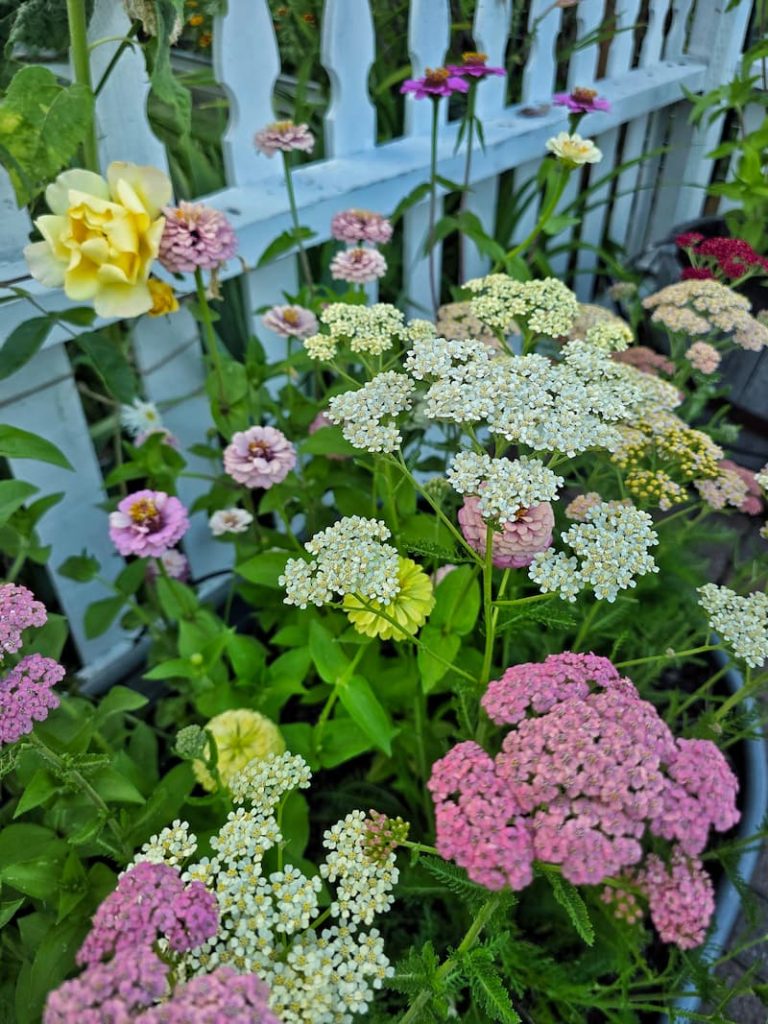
545 131 603 167
209 508 254 536
121 399 164 438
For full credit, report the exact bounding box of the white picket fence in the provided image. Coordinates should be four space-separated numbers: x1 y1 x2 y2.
0 0 755 687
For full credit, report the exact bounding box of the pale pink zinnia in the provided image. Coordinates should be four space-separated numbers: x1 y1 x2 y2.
458 495 554 568
686 341 721 374
330 247 387 284
262 304 318 339
253 120 315 157
223 426 296 489
147 549 190 582
158 202 238 273
109 490 190 558
209 508 254 536
331 209 393 245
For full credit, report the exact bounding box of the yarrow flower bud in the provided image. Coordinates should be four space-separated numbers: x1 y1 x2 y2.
175 724 207 760
363 811 410 863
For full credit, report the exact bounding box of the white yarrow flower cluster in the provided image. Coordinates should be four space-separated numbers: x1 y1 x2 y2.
120 398 164 437
280 517 401 609
529 501 659 602
447 452 563 523
756 465 768 493
465 274 579 336
584 319 633 352
305 303 406 361
698 584 768 668
328 372 415 453
133 819 197 867
177 752 396 1023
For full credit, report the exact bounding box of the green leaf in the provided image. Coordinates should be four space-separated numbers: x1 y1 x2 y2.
155 576 199 619
0 480 38 525
0 425 72 470
56 307 97 326
318 717 372 768
58 553 100 582
547 872 594 945
0 67 95 204
146 0 192 145
126 763 195 846
143 656 202 681
391 181 432 224
0 825 68 899
541 213 581 236
93 685 148 726
0 898 25 929
226 634 266 682
309 620 350 684
417 625 461 691
57 851 88 922
13 768 59 817
430 566 480 636
420 856 488 901
257 227 316 268
300 425 358 456
0 318 52 380
464 947 522 1022
337 675 397 755
92 767 146 804
75 332 138 404
237 551 291 587
84 596 126 639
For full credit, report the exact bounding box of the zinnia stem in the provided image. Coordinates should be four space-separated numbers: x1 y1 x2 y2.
427 98 441 316
506 162 570 263
281 152 314 290
194 268 226 401
66 0 101 174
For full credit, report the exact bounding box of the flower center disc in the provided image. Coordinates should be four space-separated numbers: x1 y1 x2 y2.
130 498 159 525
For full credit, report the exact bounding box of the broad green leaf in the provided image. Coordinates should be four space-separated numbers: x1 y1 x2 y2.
146 0 192 144
0 318 52 380
93 685 148 726
309 620 350 684
58 553 100 582
391 181 431 223
126 763 195 846
317 717 372 768
13 768 59 817
84 596 125 639
257 227 316 268
0 425 72 470
92 767 146 804
226 634 267 681
143 657 203 681
75 332 138 404
0 898 24 929
155 576 199 619
417 625 461 691
0 480 38 525
547 872 594 945
430 566 480 636
56 851 88 922
237 551 291 587
337 675 397 755
300 425 358 456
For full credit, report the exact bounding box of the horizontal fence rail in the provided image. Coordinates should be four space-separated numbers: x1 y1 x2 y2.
0 0 755 686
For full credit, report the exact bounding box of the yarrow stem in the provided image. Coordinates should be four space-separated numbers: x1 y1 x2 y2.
66 0 100 173
396 894 504 1024
480 525 495 687
281 152 314 289
614 644 720 669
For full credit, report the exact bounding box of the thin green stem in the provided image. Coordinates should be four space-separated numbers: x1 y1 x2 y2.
194 268 226 401
66 0 100 173
506 162 570 263
282 153 314 289
714 666 766 723
492 593 552 608
94 24 139 97
427 98 441 316
479 525 495 687
399 838 440 856
6 544 28 583
573 599 602 652
615 644 719 669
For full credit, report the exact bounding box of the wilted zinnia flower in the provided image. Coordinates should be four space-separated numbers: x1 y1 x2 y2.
109 489 189 558
223 425 297 488
401 67 470 98
147 278 179 316
330 209 393 245
343 556 435 640
458 495 554 568
553 87 611 113
24 162 172 318
262 304 318 338
158 202 237 273
253 120 315 157
330 247 387 284
546 131 602 166
209 507 254 535
192 708 285 791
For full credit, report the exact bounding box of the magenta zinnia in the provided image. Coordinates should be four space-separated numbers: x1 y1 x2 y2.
223 425 297 489
158 201 238 273
553 86 611 113
401 67 470 98
109 489 189 558
446 52 505 79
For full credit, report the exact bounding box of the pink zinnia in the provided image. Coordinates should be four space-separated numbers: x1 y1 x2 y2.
458 495 554 568
331 209 393 245
401 67 470 98
0 654 64 745
0 583 47 657
136 967 279 1024
330 246 387 284
158 202 238 273
553 87 611 113
262 304 318 339
446 52 506 79
253 119 315 157
109 489 189 558
223 425 296 488
147 549 190 582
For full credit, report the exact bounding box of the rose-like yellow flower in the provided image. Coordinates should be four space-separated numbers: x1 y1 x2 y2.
545 131 602 167
343 556 435 641
147 278 179 317
192 708 285 792
24 162 172 319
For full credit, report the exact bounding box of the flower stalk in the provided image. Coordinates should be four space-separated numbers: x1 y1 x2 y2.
66 0 100 174
281 152 314 290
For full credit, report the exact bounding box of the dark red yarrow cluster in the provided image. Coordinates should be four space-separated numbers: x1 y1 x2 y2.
676 233 768 282
428 653 740 949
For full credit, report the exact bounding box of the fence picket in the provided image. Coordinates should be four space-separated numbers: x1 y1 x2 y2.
321 0 377 157
0 171 32 267
402 0 451 315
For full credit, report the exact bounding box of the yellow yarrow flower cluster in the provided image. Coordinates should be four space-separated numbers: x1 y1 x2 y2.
624 469 687 511
343 556 435 640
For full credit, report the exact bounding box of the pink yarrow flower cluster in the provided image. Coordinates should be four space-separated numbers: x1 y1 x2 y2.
109 490 189 558
77 861 218 967
137 966 279 1023
254 120 315 157
262 304 318 339
553 86 611 114
159 202 238 273
44 949 169 1023
331 209 393 245
0 582 46 657
429 652 740 949
0 654 65 745
458 495 554 568
330 246 387 284
223 425 297 488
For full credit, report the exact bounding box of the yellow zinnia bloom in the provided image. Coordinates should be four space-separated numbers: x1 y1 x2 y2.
147 278 179 316
192 708 285 792
24 162 172 319
343 556 435 641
